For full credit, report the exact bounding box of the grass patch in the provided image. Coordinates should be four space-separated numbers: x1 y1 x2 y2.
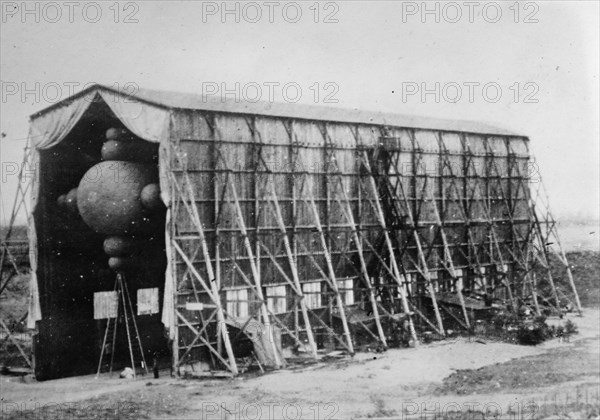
534 251 600 309
0 270 31 368
433 345 600 396
2 390 186 420
0 270 30 329
566 251 600 307
1 224 28 241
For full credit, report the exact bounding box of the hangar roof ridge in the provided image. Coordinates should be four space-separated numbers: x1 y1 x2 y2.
30 84 523 137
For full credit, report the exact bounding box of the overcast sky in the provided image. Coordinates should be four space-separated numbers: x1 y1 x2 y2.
1 0 598 225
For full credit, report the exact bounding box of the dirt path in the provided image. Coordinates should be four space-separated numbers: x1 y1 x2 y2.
1 309 598 419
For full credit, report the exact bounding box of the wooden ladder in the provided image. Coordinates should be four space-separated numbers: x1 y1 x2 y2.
96 272 148 378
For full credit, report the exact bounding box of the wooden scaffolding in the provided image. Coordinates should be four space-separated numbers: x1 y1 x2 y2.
0 139 34 370
164 117 581 375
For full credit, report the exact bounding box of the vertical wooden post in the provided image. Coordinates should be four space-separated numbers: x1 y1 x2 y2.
305 179 354 353
229 177 283 368
550 228 582 314
171 263 179 375
531 272 541 316
563 264 582 315
415 235 445 337
482 148 522 312
439 228 470 329
176 170 239 375
431 135 471 329
335 178 388 347
360 153 418 343
538 179 582 314
168 153 180 376
210 115 224 357
388 132 446 337
531 209 561 309
173 242 238 374
214 169 223 357
267 179 318 358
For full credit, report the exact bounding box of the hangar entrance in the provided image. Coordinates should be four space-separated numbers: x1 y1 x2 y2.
32 97 168 380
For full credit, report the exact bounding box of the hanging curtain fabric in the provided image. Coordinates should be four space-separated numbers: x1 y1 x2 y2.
26 209 41 329
30 91 97 150
98 90 170 144
161 209 175 339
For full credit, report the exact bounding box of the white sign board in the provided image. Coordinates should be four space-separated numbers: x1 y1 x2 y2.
185 302 217 311
137 287 159 315
94 291 118 319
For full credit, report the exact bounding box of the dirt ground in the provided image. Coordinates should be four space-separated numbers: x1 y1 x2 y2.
1 308 598 420
1 246 599 419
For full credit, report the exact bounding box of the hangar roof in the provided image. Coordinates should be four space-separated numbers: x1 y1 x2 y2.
31 84 522 137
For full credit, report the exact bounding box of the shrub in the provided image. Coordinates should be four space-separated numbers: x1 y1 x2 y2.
564 319 578 335
517 322 549 345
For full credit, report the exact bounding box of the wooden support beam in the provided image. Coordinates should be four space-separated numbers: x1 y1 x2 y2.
333 181 388 347
530 272 541 316
360 153 419 343
228 177 283 368
177 309 218 368
456 137 531 313
229 257 309 351
0 312 28 350
170 169 239 374
549 234 583 315
537 181 581 313
256 242 301 294
173 241 238 375
428 138 472 329
530 206 561 309
0 319 32 369
168 184 180 375
413 224 444 335
269 307 308 349
408 301 443 336
562 260 582 315
0 143 32 281
440 305 468 330
177 311 234 370
384 137 446 337
266 179 318 359
480 152 525 310
303 176 354 354
296 239 382 347
213 140 223 357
